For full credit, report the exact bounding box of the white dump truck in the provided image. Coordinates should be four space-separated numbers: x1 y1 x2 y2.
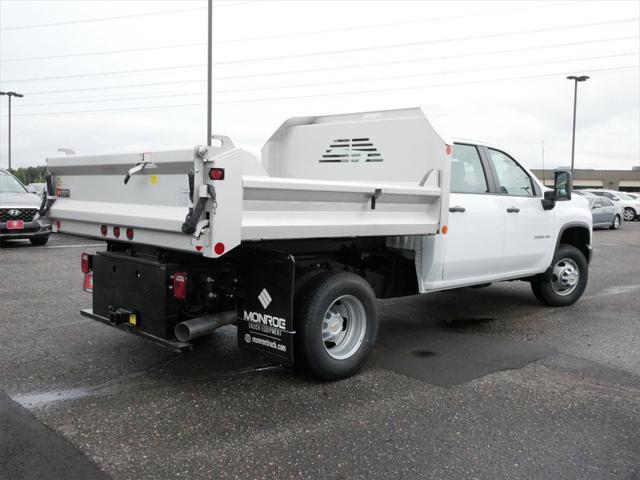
44 107 592 380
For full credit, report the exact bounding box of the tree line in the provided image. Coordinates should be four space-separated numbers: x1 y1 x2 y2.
7 166 48 185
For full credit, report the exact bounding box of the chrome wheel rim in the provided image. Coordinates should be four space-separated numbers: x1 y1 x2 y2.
551 258 580 296
624 209 634 221
322 295 366 360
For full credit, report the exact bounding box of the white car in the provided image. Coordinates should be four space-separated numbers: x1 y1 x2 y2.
627 192 640 203
585 189 639 221
0 170 52 245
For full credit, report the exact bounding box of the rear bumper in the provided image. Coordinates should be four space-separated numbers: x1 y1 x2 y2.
80 308 193 352
0 219 52 239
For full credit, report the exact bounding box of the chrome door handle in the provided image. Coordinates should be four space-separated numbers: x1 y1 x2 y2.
506 207 520 213
449 206 466 213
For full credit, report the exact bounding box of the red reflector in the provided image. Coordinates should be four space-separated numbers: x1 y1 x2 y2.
446 145 452 155
126 228 134 240
209 168 225 180
81 252 93 274
83 272 94 293
214 242 225 255
195 245 203 251
113 226 120 238
173 272 188 300
100 225 108 236
55 220 61 230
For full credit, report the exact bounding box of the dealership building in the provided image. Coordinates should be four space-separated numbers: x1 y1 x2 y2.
530 167 640 192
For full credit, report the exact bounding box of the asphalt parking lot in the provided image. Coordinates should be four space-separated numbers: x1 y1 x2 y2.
1 225 639 480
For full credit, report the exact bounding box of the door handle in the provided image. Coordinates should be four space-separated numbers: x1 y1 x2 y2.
506 207 520 213
449 206 466 213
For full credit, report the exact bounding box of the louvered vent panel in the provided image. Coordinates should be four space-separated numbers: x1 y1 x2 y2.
320 138 383 163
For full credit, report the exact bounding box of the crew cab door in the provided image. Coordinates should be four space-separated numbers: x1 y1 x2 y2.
442 144 505 281
483 148 554 274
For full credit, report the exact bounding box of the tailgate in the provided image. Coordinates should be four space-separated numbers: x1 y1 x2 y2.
47 148 198 252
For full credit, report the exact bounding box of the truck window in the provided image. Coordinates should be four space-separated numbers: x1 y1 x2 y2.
450 144 488 194
487 149 535 197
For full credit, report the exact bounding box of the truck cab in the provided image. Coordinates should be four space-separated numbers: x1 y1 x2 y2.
419 140 592 292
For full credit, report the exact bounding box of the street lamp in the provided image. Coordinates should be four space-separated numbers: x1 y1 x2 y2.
0 90 24 172
566 75 589 176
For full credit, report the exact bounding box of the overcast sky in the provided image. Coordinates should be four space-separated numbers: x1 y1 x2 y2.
1 0 639 172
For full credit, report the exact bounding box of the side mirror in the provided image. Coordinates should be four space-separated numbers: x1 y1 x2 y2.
541 190 556 210
554 170 572 201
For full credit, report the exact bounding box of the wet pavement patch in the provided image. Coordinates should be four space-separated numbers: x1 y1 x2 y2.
444 317 497 328
0 392 108 480
412 349 437 357
372 323 554 387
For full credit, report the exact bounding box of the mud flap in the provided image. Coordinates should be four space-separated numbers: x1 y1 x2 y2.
237 249 295 365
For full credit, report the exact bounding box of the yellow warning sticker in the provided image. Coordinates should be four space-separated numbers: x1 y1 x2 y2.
129 314 137 326
150 175 158 185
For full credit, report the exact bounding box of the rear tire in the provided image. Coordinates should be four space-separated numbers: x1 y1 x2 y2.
531 244 588 307
29 234 49 246
609 215 621 230
294 271 378 381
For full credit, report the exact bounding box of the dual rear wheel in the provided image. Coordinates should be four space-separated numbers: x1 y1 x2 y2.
294 271 378 381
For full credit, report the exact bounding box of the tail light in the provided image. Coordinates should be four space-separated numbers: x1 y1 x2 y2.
209 168 225 180
113 226 121 238
126 228 134 240
81 252 93 274
173 272 188 300
83 272 93 293
100 225 108 236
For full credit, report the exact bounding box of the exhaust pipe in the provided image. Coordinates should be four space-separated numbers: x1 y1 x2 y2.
174 310 236 342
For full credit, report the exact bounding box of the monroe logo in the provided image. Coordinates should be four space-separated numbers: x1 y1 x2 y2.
258 288 272 309
243 310 286 330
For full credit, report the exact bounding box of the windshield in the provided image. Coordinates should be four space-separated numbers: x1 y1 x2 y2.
615 192 633 201
0 173 27 193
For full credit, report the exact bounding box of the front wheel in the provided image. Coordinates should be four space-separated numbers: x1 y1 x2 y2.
531 244 588 307
609 214 621 230
294 271 378 381
623 208 636 222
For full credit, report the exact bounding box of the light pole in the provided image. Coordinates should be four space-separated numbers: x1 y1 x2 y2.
0 90 24 172
207 0 212 147
566 75 589 176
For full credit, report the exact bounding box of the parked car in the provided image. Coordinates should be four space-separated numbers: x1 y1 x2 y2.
627 192 640 202
26 182 47 194
574 190 622 230
591 196 623 230
585 189 639 221
0 170 52 245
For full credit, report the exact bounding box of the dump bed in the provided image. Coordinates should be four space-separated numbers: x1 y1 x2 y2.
46 107 451 258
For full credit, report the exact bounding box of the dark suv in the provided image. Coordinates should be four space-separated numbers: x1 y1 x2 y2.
0 169 52 245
